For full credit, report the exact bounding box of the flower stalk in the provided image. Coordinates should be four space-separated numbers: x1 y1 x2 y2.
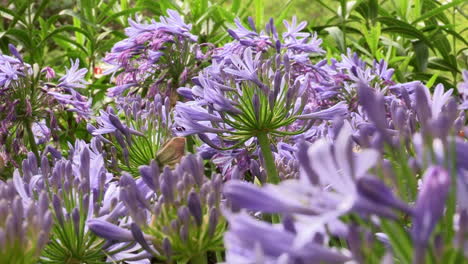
25 119 39 161
256 132 279 184
190 253 208 264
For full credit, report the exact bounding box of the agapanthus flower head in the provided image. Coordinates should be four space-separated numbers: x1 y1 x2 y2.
218 16 324 60
103 10 205 100
90 154 225 263
0 178 52 263
0 46 90 172
176 47 348 183
89 94 181 176
12 142 131 263
175 47 346 146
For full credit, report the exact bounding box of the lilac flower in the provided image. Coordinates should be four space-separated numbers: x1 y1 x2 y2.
41 66 55 79
57 59 89 89
230 18 259 39
458 70 468 109
282 16 309 40
47 91 91 119
0 180 52 263
297 101 348 120
92 155 225 263
224 181 318 215
0 44 90 170
412 166 451 263
87 219 137 242
224 211 351 263
0 59 21 88
12 142 138 263
103 10 202 99
90 95 177 175
107 83 137 97
157 9 198 41
224 120 413 252
32 120 51 144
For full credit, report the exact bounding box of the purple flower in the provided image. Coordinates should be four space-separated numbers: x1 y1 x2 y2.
107 83 137 97
282 16 309 40
41 66 56 79
0 59 21 88
157 9 198 41
13 140 122 262
224 212 351 263
458 70 468 109
0 179 52 262
223 48 262 83
87 219 139 242
92 154 225 262
412 166 450 263
32 120 51 144
58 59 89 89
297 101 348 120
224 180 318 215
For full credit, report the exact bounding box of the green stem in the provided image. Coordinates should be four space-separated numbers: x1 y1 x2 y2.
187 135 195 153
256 132 279 184
190 253 207 264
215 251 223 263
25 120 40 162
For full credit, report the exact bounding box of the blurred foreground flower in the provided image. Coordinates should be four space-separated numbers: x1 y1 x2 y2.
0 179 52 263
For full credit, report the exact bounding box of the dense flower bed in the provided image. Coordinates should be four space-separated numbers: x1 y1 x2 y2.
1 9 468 264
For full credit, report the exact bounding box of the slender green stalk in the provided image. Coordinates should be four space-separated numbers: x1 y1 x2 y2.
256 132 279 184
190 253 207 264
187 135 195 153
215 251 223 263
25 120 40 162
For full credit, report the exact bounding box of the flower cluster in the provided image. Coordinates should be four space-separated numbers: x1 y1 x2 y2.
12 141 121 263
89 154 225 263
104 10 207 102
0 178 52 263
175 18 349 183
0 45 90 173
88 94 181 176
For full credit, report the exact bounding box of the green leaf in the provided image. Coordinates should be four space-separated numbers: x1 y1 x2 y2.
0 6 25 24
4 29 32 48
378 17 434 49
100 8 145 26
231 0 241 13
413 0 465 24
428 58 459 73
52 34 89 55
325 26 346 52
425 73 438 88
381 220 413 263
254 0 264 28
32 0 50 23
368 0 378 23
362 22 381 57
42 26 94 44
276 0 295 25
413 40 428 71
